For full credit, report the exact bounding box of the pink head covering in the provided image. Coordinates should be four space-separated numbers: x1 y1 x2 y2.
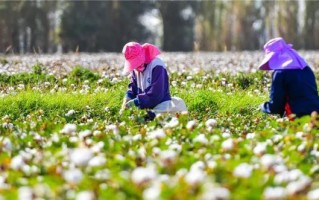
258 37 308 70
122 42 161 73
142 43 160 64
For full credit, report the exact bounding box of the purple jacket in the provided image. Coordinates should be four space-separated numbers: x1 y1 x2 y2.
126 58 171 109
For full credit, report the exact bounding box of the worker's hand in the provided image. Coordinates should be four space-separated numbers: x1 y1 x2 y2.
119 97 131 115
125 99 136 108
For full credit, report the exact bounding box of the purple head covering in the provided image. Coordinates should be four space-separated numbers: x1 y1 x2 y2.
258 37 308 70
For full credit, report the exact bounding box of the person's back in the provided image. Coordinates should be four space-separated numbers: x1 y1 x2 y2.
258 37 319 118
277 67 319 117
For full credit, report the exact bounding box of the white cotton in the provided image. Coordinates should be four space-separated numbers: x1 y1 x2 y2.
88 156 106 167
105 124 119 135
95 169 110 181
263 187 287 200
205 118 217 128
201 187 230 200
286 176 311 195
186 120 197 130
131 167 157 185
164 117 179 128
90 141 104 153
65 109 76 117
76 191 94 200
147 129 166 140
190 161 205 172
185 169 206 186
79 130 92 139
143 185 161 200
169 143 182 153
2 137 12 152
233 163 253 178
60 124 77 134
246 132 256 139
10 155 25 170
222 138 234 151
193 134 208 145
260 154 283 169
296 131 305 139
70 148 93 167
18 186 33 200
222 131 231 138
132 134 142 141
63 168 83 184
272 134 283 143
207 160 217 169
93 130 102 136
160 150 177 167
253 142 267 156
297 143 307 153
273 168 301 184
307 188 319 200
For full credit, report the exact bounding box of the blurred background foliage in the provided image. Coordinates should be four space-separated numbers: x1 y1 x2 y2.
0 0 319 53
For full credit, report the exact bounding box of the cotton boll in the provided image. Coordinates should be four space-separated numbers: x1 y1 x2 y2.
105 124 119 135
286 176 311 196
76 191 95 200
201 187 230 200
164 117 179 128
131 167 157 186
60 124 77 135
185 169 206 186
246 132 256 139
253 142 267 156
10 155 25 170
147 129 166 140
160 150 177 167
222 138 234 151
63 168 83 184
90 141 104 153
263 187 287 200
169 143 182 153
307 188 319 200
79 130 92 139
222 132 231 138
18 186 33 200
186 120 196 130
233 163 253 178
70 148 93 167
65 110 76 117
260 154 283 169
193 134 208 145
143 185 161 200
205 119 217 128
190 161 205 172
2 137 12 152
95 169 110 181
88 155 106 167
296 131 305 139
297 142 307 153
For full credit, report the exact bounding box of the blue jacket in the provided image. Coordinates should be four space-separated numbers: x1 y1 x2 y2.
126 64 171 109
261 66 319 117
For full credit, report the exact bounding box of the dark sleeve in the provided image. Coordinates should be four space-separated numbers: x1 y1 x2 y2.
137 66 168 109
126 72 138 99
261 70 286 115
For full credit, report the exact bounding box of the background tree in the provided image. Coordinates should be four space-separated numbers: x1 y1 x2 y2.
157 1 197 51
60 0 152 52
304 1 319 49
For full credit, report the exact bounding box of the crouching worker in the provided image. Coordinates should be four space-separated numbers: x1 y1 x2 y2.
258 37 319 119
119 42 187 120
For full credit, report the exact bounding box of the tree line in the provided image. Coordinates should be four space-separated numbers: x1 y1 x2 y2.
0 0 318 54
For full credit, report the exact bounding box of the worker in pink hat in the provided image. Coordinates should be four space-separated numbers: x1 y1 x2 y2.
259 37 319 119
119 42 187 120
